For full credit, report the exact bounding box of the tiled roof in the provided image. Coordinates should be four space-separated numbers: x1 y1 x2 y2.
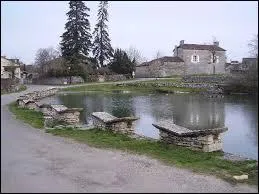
137 56 184 67
179 44 226 51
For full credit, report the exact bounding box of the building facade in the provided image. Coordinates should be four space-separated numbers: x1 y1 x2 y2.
135 40 227 78
1 56 21 79
173 40 226 75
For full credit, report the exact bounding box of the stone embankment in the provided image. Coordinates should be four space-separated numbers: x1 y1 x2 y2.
16 88 82 127
91 112 139 134
153 120 228 152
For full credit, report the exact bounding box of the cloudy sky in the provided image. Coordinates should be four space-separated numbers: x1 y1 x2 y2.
1 1 258 64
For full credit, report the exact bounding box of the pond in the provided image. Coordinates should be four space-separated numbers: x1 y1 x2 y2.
40 91 258 160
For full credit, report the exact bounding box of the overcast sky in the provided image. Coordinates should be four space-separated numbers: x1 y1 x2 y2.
1 1 258 64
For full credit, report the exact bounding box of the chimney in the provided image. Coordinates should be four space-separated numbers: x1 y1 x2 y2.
174 45 178 56
180 40 184 46
213 41 219 47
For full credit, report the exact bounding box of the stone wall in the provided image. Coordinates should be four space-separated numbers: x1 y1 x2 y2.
135 61 185 78
159 131 223 152
88 74 130 82
182 75 230 84
33 76 84 85
91 112 138 134
1 78 21 93
181 49 226 75
16 88 82 127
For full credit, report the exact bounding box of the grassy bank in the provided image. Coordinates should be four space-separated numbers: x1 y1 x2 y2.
62 79 205 93
8 102 258 186
1 85 27 95
8 102 44 128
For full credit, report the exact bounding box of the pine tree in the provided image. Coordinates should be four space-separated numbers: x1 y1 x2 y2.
109 49 135 74
92 1 113 67
60 1 92 64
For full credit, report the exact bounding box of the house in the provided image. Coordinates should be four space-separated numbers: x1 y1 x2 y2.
1 56 21 79
135 40 227 78
225 58 257 74
173 40 226 75
135 56 184 78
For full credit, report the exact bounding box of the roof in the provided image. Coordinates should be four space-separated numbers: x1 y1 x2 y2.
1 56 20 67
137 56 184 67
178 44 226 51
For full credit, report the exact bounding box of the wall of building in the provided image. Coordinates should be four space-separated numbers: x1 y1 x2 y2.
135 61 185 78
181 50 226 74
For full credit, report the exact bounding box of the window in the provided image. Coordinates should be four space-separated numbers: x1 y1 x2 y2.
191 55 199 63
211 55 219 63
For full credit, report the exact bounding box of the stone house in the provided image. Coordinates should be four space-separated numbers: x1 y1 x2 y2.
1 56 21 79
225 58 257 74
173 40 226 75
135 40 227 78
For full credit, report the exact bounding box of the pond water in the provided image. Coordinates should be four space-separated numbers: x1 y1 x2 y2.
40 91 258 160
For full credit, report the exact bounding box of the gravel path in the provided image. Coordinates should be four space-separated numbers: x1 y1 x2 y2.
1 85 258 193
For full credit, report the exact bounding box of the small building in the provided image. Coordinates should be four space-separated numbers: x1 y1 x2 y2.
225 58 257 74
1 56 21 79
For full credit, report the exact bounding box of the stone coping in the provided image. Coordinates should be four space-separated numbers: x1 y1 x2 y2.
92 112 139 124
152 120 228 137
16 98 35 104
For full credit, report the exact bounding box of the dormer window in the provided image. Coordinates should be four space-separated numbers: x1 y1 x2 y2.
191 55 199 63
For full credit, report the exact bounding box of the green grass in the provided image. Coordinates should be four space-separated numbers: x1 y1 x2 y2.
1 85 27 95
8 102 44 128
8 102 258 186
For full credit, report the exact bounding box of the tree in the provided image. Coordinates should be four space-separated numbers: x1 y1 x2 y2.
125 46 145 65
248 34 258 58
92 1 113 68
34 47 60 76
60 1 92 64
108 48 136 75
154 50 163 59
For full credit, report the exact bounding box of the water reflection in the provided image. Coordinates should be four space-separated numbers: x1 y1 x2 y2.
41 92 258 159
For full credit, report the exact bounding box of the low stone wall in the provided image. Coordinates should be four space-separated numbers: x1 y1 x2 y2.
1 78 21 93
88 74 130 82
16 88 82 126
153 120 228 152
33 76 84 85
159 131 223 152
91 112 138 134
182 75 230 84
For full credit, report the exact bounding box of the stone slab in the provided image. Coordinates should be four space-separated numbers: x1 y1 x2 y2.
153 120 228 137
50 105 68 113
91 112 118 123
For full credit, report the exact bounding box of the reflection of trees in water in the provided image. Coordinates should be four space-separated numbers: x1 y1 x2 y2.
149 94 225 130
108 95 136 118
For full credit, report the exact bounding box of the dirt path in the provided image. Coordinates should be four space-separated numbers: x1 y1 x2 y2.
1 85 258 193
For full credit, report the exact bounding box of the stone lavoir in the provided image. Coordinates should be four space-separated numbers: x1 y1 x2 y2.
152 120 228 152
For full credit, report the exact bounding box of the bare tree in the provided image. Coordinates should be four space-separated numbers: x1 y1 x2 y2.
34 47 60 76
154 50 163 59
125 46 145 65
248 34 258 58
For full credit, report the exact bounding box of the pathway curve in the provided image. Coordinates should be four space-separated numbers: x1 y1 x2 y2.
1 84 258 193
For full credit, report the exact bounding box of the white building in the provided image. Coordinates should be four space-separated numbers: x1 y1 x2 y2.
1 56 21 79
